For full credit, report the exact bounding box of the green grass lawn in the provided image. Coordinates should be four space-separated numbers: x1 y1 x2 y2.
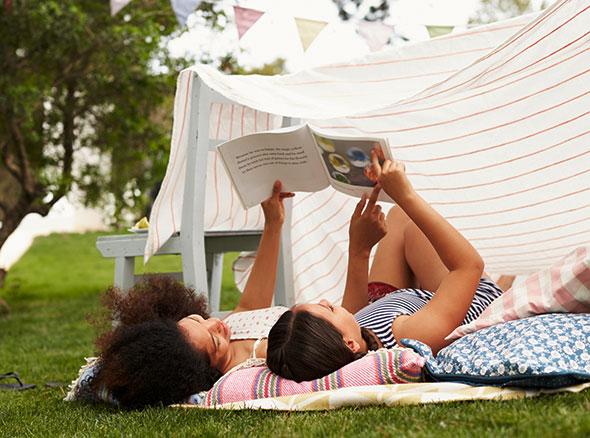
0 232 589 437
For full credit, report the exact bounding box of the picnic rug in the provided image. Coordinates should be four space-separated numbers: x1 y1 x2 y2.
175 381 590 411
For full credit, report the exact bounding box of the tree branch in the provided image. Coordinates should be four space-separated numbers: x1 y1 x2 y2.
57 80 76 198
10 120 36 195
0 140 23 182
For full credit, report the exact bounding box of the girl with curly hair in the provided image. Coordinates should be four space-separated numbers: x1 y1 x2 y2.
93 181 294 409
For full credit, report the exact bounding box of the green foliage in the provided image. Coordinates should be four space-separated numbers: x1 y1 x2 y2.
0 0 286 242
0 1 186 224
470 0 536 24
332 0 390 22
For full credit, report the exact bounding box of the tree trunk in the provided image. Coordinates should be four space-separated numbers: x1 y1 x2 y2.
0 195 31 256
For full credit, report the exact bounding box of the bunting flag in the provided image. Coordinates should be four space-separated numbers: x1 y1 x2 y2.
294 17 328 51
357 20 394 51
110 0 132 16
171 0 202 26
426 25 454 38
233 6 265 40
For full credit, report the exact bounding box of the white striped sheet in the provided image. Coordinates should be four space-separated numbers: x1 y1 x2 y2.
189 14 533 119
398 0 578 107
149 1 590 304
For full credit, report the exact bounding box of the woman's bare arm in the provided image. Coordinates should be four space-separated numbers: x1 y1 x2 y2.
341 185 387 313
233 181 294 313
372 154 484 355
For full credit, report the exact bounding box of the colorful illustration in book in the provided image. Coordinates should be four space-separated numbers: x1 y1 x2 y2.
331 171 350 184
315 134 382 188
328 153 351 173
347 147 371 168
316 136 336 153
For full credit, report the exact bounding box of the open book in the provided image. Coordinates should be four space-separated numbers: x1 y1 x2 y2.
218 124 394 209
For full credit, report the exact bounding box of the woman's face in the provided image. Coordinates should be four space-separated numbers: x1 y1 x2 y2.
296 299 364 351
177 315 231 371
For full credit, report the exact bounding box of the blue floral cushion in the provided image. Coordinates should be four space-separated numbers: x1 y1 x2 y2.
403 313 590 388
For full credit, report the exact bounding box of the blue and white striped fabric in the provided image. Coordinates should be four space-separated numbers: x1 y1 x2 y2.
355 278 503 348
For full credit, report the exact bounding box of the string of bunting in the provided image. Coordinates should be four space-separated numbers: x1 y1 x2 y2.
109 1 456 52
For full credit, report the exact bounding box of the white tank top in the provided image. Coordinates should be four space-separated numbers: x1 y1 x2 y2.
224 306 289 341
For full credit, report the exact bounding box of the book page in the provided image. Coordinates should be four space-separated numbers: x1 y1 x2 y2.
218 125 328 209
309 128 395 203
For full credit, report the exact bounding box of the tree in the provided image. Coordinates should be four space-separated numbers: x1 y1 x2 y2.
0 1 285 287
470 0 534 24
0 0 183 257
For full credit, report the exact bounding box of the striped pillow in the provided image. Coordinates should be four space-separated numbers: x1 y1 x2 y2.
200 348 424 407
447 246 590 341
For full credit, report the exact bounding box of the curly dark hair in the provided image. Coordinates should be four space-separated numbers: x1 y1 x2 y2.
266 310 380 382
92 276 222 409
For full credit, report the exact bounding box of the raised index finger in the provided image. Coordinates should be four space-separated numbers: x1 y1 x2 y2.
370 149 382 178
366 183 381 209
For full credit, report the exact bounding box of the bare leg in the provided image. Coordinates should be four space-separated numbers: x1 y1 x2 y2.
368 206 415 288
496 275 516 291
403 222 449 292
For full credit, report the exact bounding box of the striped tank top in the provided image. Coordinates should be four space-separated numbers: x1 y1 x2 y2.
354 278 503 348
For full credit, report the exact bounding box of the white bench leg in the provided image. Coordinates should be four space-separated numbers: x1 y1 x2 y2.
114 256 135 291
207 253 224 313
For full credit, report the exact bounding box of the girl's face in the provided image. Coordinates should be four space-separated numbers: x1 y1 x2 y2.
177 315 231 371
296 299 364 352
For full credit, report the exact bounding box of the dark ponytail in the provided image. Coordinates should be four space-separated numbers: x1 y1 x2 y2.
267 310 365 382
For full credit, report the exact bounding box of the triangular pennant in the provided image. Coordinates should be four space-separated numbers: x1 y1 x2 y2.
294 18 328 51
110 0 132 16
357 20 394 52
233 6 265 39
426 25 454 38
170 0 202 26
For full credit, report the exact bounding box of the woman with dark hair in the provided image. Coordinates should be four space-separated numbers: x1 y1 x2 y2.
92 181 294 409
267 152 508 382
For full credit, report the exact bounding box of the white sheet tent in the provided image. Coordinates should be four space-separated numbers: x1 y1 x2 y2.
146 0 590 306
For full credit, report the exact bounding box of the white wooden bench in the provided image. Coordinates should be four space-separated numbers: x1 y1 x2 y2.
96 230 264 312
96 75 296 312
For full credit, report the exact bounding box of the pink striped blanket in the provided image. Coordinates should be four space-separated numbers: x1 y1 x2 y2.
447 246 590 341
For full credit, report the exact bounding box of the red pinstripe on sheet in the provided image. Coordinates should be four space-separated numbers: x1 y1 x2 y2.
282 69 459 87
471 5 590 88
228 104 234 140
296 250 346 300
349 67 590 134
402 113 590 163
348 44 587 120
291 190 338 228
386 3 580 108
469 216 590 242
407 129 590 177
317 88 590 137
302 263 348 303
483 240 590 259
215 102 223 139
322 45 507 69
417 148 590 192
152 71 192 249
293 237 349 284
292 222 349 266
241 106 245 137
429 168 590 207
477 228 590 251
207 104 223 229
446 187 590 220
459 204 590 232
291 198 350 247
